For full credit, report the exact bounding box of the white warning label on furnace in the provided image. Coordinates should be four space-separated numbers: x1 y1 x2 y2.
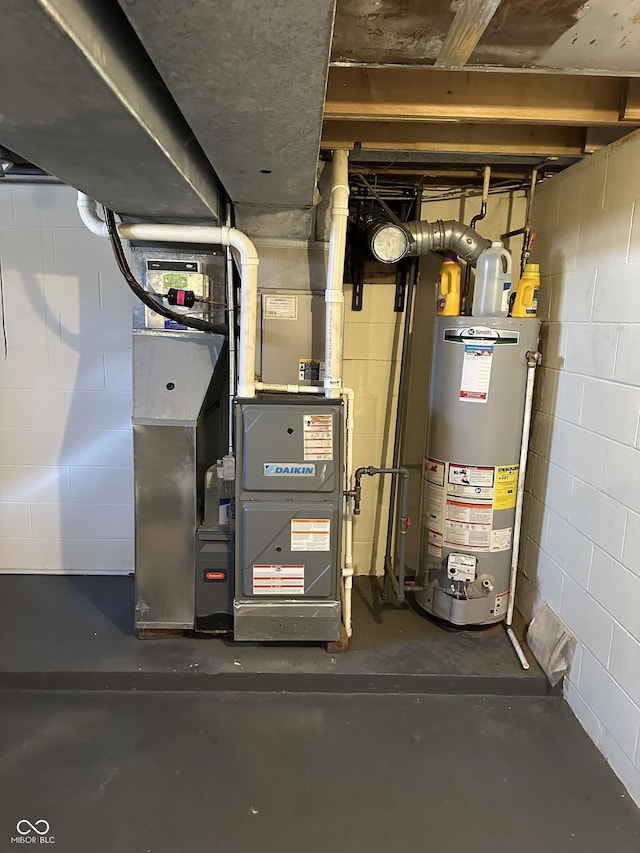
303 413 333 460
253 564 305 595
263 294 297 320
291 518 331 552
491 527 512 552
459 344 493 403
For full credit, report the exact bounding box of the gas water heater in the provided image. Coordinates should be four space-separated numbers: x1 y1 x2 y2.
416 316 540 627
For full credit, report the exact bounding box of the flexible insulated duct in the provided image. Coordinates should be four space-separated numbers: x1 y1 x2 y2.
369 219 491 265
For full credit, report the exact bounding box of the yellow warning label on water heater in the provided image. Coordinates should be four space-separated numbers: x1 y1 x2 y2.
494 465 519 510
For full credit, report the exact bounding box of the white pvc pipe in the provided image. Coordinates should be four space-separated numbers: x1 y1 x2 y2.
506 627 530 670
254 382 324 395
505 351 540 669
324 150 349 399
342 387 355 638
77 192 109 237
77 193 260 399
109 222 258 399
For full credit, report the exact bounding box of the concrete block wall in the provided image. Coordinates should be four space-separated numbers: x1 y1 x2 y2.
519 130 640 805
0 184 134 573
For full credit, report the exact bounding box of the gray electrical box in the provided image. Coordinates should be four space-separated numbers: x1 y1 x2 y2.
258 290 325 386
234 397 343 642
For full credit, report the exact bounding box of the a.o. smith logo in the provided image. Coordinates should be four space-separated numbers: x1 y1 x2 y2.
264 463 315 476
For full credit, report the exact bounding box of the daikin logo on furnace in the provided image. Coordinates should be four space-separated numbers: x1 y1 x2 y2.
264 463 315 476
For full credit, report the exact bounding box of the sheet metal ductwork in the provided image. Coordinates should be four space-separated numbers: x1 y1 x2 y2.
0 0 222 219
370 219 491 265
117 0 336 233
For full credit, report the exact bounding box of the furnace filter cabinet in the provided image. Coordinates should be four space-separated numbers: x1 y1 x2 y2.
417 316 540 626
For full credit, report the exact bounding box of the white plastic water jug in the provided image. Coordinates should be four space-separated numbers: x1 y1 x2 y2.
472 241 512 317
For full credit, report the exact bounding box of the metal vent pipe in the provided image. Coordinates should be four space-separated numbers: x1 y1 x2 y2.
369 219 490 265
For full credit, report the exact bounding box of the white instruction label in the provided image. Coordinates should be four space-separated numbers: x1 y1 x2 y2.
444 520 491 550
448 464 495 490
253 564 305 595
491 527 512 552
459 344 493 403
447 553 477 582
425 457 445 487
291 518 331 552
426 481 446 535
446 499 493 525
303 413 333 460
263 294 298 320
494 591 509 615
427 529 443 558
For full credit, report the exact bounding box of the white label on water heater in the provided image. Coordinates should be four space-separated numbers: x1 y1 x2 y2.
459 344 493 403
427 529 443 557
426 482 445 533
445 520 491 550
491 527 512 552
448 464 495 489
447 553 477 582
425 457 445 487
446 499 492 525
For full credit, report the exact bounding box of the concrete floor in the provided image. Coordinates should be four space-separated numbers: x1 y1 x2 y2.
0 691 638 852
0 574 638 849
0 575 548 694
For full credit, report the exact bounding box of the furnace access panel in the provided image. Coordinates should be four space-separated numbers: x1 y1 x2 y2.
235 398 344 602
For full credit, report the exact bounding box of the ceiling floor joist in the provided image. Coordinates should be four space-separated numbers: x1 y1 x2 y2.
326 67 638 127
322 120 590 157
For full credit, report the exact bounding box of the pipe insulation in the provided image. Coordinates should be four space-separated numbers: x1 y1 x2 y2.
324 149 349 399
370 218 491 265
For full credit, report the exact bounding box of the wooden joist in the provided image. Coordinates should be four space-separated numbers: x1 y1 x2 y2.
326 67 636 128
322 120 588 156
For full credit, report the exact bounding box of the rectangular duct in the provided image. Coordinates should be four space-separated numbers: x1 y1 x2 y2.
0 0 223 219
118 0 336 211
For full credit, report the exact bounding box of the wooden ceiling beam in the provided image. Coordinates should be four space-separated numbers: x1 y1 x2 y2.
326 67 636 127
620 79 640 121
435 0 503 69
322 120 588 157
